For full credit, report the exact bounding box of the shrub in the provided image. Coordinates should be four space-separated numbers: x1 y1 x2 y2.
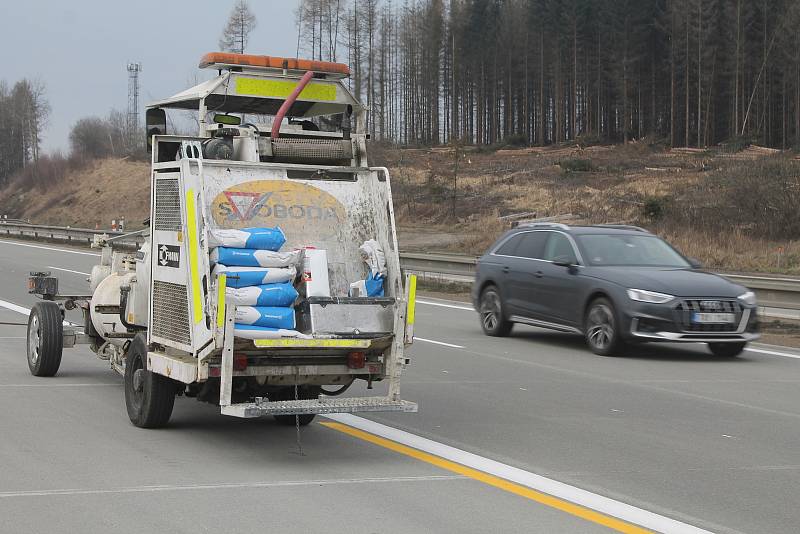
642 196 668 220
503 133 528 148
11 152 89 189
665 156 800 240
560 158 595 173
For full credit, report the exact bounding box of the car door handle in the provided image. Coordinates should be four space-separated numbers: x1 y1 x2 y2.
502 266 510 274
534 271 543 278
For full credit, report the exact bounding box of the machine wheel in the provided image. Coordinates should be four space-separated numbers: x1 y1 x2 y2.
274 386 320 427
708 342 746 358
27 302 63 377
124 334 176 428
584 298 626 356
479 286 513 337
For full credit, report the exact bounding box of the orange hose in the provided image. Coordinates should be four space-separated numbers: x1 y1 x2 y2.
271 70 315 139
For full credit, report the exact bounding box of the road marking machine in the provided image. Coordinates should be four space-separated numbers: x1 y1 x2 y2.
26 52 418 428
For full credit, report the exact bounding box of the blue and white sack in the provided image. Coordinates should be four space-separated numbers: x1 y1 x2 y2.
234 306 296 329
211 247 300 268
213 264 296 288
349 240 387 297
226 283 298 307
349 271 385 297
233 324 310 340
208 227 286 251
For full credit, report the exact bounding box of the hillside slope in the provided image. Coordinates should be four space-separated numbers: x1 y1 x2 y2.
0 145 797 274
0 158 150 229
370 142 800 274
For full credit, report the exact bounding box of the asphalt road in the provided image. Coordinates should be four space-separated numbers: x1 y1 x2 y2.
1 238 799 534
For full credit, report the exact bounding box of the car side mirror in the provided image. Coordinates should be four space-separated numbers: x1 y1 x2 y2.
552 257 579 273
688 257 702 269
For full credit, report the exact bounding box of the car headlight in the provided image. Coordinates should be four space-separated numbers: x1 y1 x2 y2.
738 291 757 306
626 289 675 304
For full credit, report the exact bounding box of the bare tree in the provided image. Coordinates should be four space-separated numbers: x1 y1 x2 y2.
219 0 257 54
295 0 800 150
69 117 113 159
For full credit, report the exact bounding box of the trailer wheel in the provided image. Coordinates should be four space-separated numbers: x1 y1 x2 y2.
124 334 176 428
27 302 64 377
274 386 320 426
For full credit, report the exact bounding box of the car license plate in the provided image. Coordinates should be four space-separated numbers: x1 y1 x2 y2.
692 312 735 324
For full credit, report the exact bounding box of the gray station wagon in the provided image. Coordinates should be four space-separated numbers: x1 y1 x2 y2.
471 224 760 356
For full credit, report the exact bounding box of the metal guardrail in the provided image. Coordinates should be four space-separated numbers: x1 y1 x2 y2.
1 221 798 314
400 252 800 313
0 221 144 248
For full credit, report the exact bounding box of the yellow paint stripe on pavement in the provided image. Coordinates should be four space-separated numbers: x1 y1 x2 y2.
321 422 651 534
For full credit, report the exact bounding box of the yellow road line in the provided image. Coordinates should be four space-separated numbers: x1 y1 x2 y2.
320 422 651 534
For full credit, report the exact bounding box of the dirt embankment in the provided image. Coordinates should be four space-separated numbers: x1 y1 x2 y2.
372 142 800 275
2 143 799 276
0 158 150 229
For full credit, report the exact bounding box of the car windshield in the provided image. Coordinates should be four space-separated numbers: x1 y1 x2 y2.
576 234 690 267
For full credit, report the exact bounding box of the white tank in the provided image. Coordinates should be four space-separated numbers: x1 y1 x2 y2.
90 272 135 347
89 265 112 294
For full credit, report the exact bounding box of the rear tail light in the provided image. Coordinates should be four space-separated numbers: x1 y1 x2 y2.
233 353 248 371
209 354 248 377
347 351 366 369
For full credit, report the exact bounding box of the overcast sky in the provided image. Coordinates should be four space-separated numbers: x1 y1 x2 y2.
0 0 301 153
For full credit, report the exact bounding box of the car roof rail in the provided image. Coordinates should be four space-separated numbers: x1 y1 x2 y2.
514 222 571 230
592 224 649 233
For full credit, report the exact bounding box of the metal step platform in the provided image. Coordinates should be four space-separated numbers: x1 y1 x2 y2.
220 396 418 418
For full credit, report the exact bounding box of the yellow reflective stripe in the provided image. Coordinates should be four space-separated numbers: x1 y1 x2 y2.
185 190 203 325
216 273 227 328
407 274 417 325
253 339 371 348
234 77 337 101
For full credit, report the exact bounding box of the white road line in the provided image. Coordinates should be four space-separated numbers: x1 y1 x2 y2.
0 475 464 499
0 298 34 316
414 337 465 349
326 413 713 534
0 298 79 328
47 266 90 276
0 239 100 257
746 347 800 360
417 299 473 311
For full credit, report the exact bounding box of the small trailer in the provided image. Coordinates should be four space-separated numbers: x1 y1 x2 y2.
25 52 418 428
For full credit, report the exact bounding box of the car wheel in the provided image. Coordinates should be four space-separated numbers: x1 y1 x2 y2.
584 298 625 356
479 286 513 337
708 342 746 358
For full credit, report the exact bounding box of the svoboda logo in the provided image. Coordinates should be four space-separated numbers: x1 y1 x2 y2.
212 180 347 239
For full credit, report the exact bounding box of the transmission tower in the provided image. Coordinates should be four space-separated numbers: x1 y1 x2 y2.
127 62 142 151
